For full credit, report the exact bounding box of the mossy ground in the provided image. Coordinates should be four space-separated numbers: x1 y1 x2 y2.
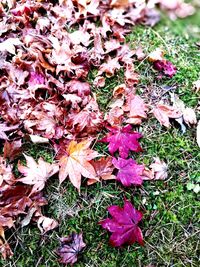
1 12 200 267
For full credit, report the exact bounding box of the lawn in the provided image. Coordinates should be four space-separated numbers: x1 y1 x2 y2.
1 6 200 267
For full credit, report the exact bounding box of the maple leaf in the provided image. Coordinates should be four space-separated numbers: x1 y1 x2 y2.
0 226 13 259
0 38 22 54
112 158 144 187
37 216 58 234
150 157 168 180
183 108 197 126
153 103 182 128
101 125 142 159
18 155 59 195
28 71 45 86
0 157 15 186
70 98 103 135
99 200 143 247
57 233 86 265
3 140 22 161
153 60 177 78
58 139 99 192
148 48 164 62
193 80 200 93
87 157 116 185
0 123 19 140
123 94 149 125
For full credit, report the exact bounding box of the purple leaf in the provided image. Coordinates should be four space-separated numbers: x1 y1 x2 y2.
57 233 86 265
112 157 144 187
99 200 143 247
100 125 142 158
153 60 177 78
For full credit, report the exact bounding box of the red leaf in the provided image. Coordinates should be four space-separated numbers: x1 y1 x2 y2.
101 125 142 158
3 140 22 161
99 200 143 247
153 60 177 78
88 157 116 185
57 233 86 265
112 157 144 187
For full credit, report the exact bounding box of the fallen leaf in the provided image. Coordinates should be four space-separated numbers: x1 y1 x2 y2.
150 157 168 180
88 157 116 185
0 123 19 140
37 216 58 234
0 226 13 259
3 140 22 161
99 200 143 247
0 157 15 186
57 233 86 265
59 139 99 192
18 154 59 195
124 94 149 125
183 107 197 126
29 134 49 144
193 80 200 93
153 60 177 77
0 38 22 54
100 125 142 159
153 103 182 128
148 48 164 62
112 158 144 187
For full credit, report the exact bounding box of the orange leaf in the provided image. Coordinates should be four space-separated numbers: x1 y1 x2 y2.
59 139 100 192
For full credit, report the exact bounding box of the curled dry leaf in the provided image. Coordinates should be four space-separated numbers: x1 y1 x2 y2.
59 139 100 192
148 48 164 62
183 108 197 126
29 135 49 144
3 140 22 161
37 216 58 234
150 157 168 180
0 226 13 260
99 200 143 247
0 38 22 54
105 106 124 126
112 158 144 187
0 157 15 186
0 123 19 140
18 154 59 195
100 125 142 159
193 80 200 93
57 233 86 265
88 157 116 185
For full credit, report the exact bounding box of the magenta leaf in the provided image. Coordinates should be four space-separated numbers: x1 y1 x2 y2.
99 200 143 247
100 125 142 158
153 60 177 78
28 71 45 86
112 157 144 187
56 233 86 265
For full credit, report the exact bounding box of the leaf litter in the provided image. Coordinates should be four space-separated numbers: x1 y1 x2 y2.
0 0 198 263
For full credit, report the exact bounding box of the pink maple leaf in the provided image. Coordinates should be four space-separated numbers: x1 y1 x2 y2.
99 200 143 247
100 125 142 158
28 71 45 86
153 60 177 78
112 157 144 187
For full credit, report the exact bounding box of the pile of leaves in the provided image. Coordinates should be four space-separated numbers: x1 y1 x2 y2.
0 0 199 264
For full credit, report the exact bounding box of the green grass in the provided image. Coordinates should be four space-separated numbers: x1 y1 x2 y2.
1 12 200 267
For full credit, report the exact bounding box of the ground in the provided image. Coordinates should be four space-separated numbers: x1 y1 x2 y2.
1 12 200 267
